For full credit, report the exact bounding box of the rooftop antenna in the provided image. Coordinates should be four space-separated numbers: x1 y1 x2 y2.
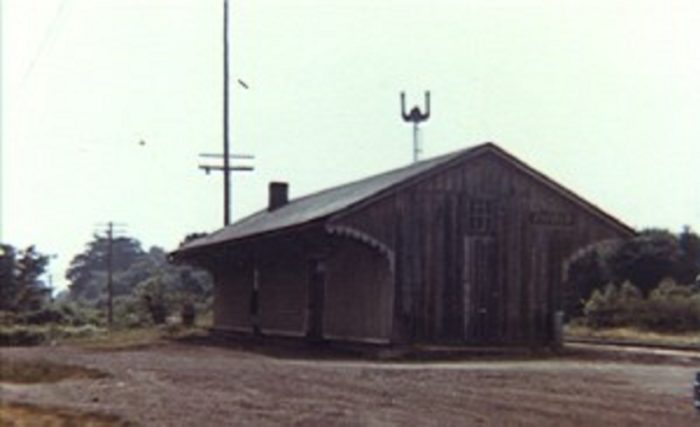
401 91 431 162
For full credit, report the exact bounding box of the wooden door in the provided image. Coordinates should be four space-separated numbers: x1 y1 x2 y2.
462 235 499 343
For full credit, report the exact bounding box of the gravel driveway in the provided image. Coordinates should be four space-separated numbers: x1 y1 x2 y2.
1 341 699 426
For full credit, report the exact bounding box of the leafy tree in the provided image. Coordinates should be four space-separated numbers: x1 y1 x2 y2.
0 244 51 312
607 229 682 295
117 246 212 301
0 244 16 307
66 233 212 326
66 235 145 301
115 246 212 324
567 227 700 316
677 225 700 284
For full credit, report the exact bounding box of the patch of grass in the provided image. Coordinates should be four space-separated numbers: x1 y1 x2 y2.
0 324 105 347
65 324 209 351
566 323 700 347
0 402 133 426
64 327 165 350
0 321 209 350
0 359 108 383
195 310 213 329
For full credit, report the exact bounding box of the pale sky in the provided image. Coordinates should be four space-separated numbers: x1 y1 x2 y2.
2 0 699 291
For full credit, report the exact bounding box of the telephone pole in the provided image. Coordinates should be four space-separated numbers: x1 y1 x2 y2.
199 153 254 225
95 221 126 327
107 222 113 326
201 0 254 226
223 0 231 226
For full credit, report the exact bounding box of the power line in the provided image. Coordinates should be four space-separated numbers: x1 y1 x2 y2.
21 0 72 87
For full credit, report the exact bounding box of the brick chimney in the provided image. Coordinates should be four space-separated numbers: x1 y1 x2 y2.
268 182 289 211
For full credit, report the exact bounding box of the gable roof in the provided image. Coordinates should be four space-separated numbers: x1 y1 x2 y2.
176 142 634 255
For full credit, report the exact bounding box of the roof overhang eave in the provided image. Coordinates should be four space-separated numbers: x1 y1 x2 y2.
170 218 329 262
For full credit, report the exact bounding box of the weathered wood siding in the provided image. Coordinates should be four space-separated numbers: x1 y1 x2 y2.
331 150 631 345
258 250 308 336
213 262 254 332
323 237 393 343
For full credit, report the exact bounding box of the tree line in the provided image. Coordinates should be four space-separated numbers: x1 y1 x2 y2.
567 226 700 331
0 245 51 313
0 233 211 329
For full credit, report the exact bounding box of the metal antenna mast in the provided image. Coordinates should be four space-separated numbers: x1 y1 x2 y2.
401 91 431 162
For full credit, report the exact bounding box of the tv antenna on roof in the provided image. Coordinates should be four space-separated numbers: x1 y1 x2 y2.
401 91 431 163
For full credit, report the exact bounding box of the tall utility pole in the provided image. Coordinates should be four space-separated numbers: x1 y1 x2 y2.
200 0 254 226
400 91 431 162
95 221 126 327
106 222 114 326
223 0 231 226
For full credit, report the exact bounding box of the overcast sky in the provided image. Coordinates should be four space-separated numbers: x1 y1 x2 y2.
3 0 699 291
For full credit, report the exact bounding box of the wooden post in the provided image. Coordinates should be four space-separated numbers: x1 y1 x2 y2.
694 372 700 410
552 310 564 351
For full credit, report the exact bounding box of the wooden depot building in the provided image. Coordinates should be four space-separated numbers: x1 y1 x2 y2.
173 143 634 347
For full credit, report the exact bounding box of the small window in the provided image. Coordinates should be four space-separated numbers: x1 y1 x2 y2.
468 199 494 234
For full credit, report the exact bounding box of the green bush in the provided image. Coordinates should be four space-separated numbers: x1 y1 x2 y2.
59 324 104 339
583 279 700 332
0 311 18 326
21 307 69 325
583 282 642 328
53 301 104 327
2 302 104 327
0 324 105 347
0 325 48 346
640 279 700 331
113 295 152 328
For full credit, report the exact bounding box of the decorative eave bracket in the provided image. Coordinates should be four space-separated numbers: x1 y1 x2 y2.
325 224 396 274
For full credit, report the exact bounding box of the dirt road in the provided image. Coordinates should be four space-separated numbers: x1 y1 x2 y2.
1 342 698 426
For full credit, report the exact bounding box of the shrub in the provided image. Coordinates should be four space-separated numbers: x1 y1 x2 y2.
21 307 69 325
56 301 105 326
0 325 48 346
0 311 18 326
583 282 643 328
639 279 700 332
3 302 104 327
582 278 700 332
0 324 106 347
56 324 104 340
113 295 152 328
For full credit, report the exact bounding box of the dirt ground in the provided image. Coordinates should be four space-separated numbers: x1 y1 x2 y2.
1 340 699 426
